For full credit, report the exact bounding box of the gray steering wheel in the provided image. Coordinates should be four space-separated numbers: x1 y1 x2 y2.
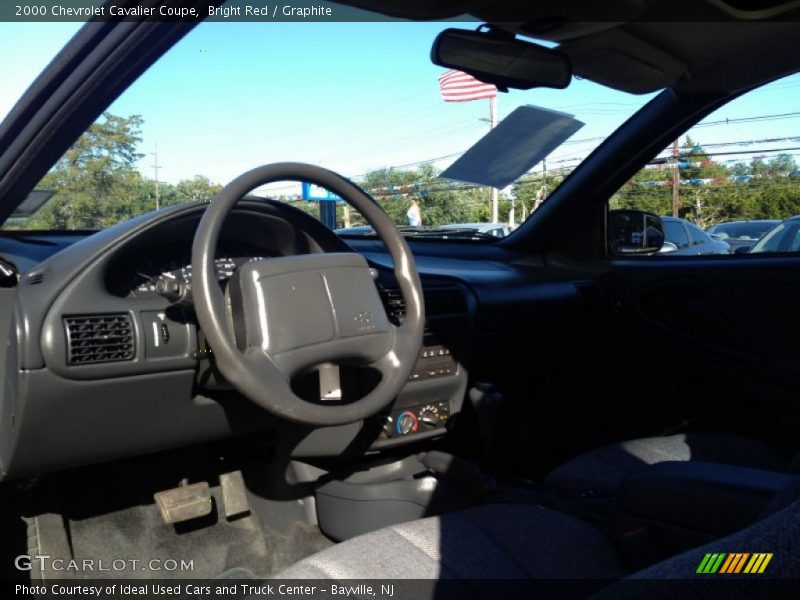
191 163 425 426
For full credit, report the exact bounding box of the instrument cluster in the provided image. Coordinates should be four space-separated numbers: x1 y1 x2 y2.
106 241 277 298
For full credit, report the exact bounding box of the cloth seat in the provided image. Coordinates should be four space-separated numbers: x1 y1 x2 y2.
277 502 627 580
275 487 800 595
544 433 789 495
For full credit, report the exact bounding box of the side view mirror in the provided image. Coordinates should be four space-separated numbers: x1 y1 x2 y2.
734 244 753 255
709 233 724 241
608 209 666 256
659 241 679 254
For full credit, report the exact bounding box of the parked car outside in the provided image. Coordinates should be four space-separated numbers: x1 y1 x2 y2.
747 215 800 254
336 222 510 239
334 225 375 236
706 220 779 253
661 216 731 255
437 222 511 238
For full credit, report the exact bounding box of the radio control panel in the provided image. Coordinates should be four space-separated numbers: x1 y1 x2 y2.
408 333 457 382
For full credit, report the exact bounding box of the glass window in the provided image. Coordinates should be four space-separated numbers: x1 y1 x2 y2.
609 72 800 257
663 221 689 247
789 228 800 252
750 223 788 253
2 20 654 239
707 221 778 241
687 223 710 245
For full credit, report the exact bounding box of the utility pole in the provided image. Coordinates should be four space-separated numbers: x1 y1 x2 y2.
671 138 680 217
489 96 498 223
533 159 548 213
542 157 547 192
151 142 161 211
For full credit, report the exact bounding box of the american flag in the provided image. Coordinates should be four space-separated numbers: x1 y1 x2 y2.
438 69 498 102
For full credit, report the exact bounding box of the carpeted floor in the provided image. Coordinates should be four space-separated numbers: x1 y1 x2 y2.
18 440 336 581
31 485 333 579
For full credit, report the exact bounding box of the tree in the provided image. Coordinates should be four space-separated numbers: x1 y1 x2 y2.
609 163 673 216
13 114 232 230
513 170 568 218
173 176 223 203
356 164 493 227
21 113 151 230
676 137 728 227
609 137 800 227
766 154 797 178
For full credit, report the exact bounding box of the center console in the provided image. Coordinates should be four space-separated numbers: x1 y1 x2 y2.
379 330 459 441
617 460 793 556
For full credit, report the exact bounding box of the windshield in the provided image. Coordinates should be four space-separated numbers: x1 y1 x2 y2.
1 19 654 237
750 221 800 253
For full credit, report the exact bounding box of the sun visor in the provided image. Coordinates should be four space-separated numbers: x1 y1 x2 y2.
441 105 584 189
560 29 687 94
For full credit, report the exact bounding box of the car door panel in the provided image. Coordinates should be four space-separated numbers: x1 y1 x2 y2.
635 279 767 371
598 255 800 454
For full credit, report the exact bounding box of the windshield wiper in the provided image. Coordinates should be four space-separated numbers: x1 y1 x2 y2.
338 226 498 240
396 226 498 240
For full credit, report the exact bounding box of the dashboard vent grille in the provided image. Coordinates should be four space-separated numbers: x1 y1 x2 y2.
64 313 135 365
379 285 467 324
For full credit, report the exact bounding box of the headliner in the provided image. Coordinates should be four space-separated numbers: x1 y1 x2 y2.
333 0 800 95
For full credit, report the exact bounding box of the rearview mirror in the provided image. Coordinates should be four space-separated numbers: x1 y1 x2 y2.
608 209 666 256
431 28 572 91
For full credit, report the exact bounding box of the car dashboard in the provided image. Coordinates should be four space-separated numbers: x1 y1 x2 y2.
0 200 502 479
0 199 590 481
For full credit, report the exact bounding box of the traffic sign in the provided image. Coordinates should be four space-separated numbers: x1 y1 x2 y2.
302 182 341 202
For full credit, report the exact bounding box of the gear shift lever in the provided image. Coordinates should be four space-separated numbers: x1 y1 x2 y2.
420 450 506 503
468 382 504 467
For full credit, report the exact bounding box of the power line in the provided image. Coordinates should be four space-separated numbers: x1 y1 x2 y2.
694 111 800 128
235 121 800 198
192 99 468 155
651 146 800 161
208 116 480 169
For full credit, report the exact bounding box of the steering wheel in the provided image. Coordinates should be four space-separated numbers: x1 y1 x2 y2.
191 163 425 426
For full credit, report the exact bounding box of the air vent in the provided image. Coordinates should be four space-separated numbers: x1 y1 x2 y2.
64 313 135 365
26 272 45 285
379 285 467 324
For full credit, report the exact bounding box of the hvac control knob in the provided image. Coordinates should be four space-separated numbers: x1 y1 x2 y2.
396 411 418 436
419 405 440 429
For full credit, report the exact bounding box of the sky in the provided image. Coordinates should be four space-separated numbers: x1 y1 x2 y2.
1 19 799 197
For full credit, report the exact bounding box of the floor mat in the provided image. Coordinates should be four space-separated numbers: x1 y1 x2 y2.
20 439 336 580
65 497 270 579
33 491 333 579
